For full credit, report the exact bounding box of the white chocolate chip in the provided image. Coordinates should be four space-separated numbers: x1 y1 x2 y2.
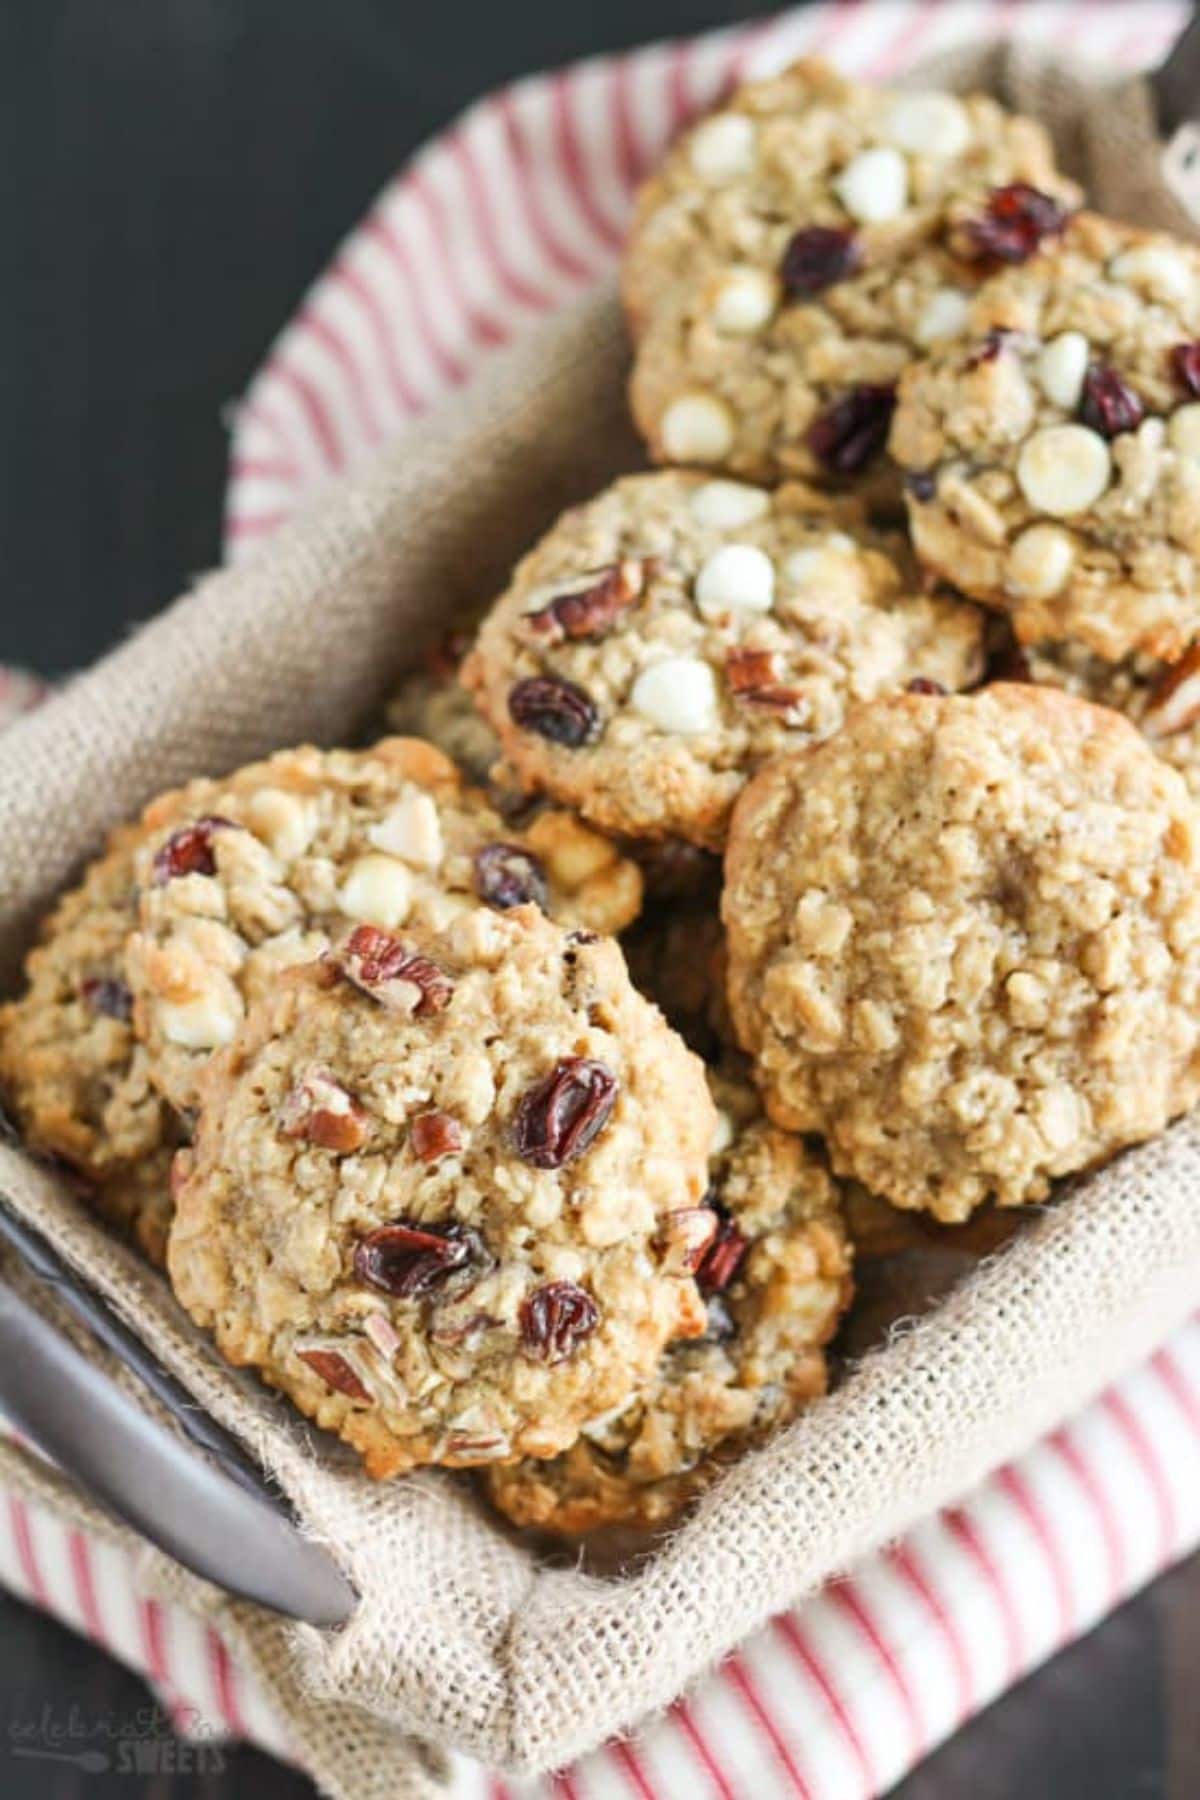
1008 524 1076 600
914 287 970 347
834 146 908 224
1109 243 1195 306
689 113 756 182
244 788 316 862
159 977 244 1051
783 535 855 586
630 656 720 734
710 1110 735 1155
1035 331 1090 411
1016 424 1111 516
337 854 413 928
660 393 735 463
711 266 778 336
694 543 775 619
368 790 444 868
688 480 771 529
1169 402 1200 461
884 91 970 158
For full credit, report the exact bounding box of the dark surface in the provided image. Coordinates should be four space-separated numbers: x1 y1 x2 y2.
0 3 1197 1796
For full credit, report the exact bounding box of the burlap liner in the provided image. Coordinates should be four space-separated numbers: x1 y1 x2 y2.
0 41 1197 1796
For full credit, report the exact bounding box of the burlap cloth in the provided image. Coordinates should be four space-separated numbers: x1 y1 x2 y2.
1 40 1199 1799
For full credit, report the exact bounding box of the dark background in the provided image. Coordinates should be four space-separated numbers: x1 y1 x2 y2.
0 2 1197 1795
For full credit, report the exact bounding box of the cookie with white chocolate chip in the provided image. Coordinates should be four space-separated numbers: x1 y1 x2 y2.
484 1067 852 1536
624 58 1078 489
168 906 714 1478
462 471 985 849
892 213 1200 662
126 738 643 1115
723 685 1200 1221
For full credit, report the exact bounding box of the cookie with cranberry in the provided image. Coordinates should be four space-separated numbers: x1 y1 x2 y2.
724 685 1200 1220
126 738 643 1114
892 214 1200 662
463 471 984 849
484 1067 852 1535
624 57 1077 489
168 906 714 1477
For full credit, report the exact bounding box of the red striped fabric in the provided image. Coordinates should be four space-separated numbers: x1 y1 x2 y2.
2 5 1199 1795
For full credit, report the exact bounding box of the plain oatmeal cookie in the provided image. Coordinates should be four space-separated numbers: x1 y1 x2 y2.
168 906 714 1477
624 57 1078 488
484 1066 852 1535
126 737 643 1114
891 213 1200 661
462 470 985 848
723 685 1200 1220
0 823 180 1259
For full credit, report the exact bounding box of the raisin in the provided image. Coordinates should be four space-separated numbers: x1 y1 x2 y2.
334 926 454 1015
508 676 599 747
1079 365 1145 439
906 677 947 695
806 385 896 475
80 976 133 1022
295 1347 373 1403
410 1110 464 1162
905 470 937 502
523 561 645 644
780 226 860 296
152 816 235 884
519 1281 600 1363
354 1220 483 1299
474 843 549 912
1171 341 1200 397
696 1212 749 1294
513 1057 618 1168
966 184 1068 265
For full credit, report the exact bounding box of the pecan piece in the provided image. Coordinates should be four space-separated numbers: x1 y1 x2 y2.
508 675 599 747
519 1281 600 1363
659 1205 720 1275
295 1345 373 1403
279 1069 370 1153
1142 643 1200 739
473 843 549 912
523 561 647 644
152 815 236 884
80 975 133 1022
334 926 454 1015
410 1109 464 1163
513 1057 618 1168
353 1219 484 1299
725 647 807 716
696 1210 749 1294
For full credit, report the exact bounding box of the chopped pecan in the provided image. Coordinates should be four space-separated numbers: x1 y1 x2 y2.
725 647 807 716
410 1109 464 1162
334 926 454 1015
1142 643 1200 739
295 1344 373 1403
522 561 647 644
279 1069 370 1153
659 1206 720 1275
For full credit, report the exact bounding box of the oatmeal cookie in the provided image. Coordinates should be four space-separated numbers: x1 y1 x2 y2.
892 213 1200 662
168 906 714 1478
463 471 985 849
126 738 642 1114
724 685 1200 1220
0 824 178 1257
624 58 1077 488
484 1068 852 1535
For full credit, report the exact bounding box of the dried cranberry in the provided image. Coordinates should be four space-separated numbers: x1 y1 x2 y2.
906 677 947 695
1079 365 1145 439
152 815 235 884
410 1110 464 1163
80 976 133 1022
966 328 1015 369
474 843 549 912
354 1219 483 1299
780 226 860 296
335 926 454 1015
523 562 645 644
513 1057 618 1168
696 1212 749 1294
1171 341 1200 397
966 184 1068 265
519 1281 600 1363
905 470 937 502
508 676 599 748
295 1347 373 1402
806 384 896 475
